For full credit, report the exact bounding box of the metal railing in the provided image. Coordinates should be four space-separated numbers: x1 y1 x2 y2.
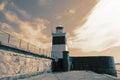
0 30 51 57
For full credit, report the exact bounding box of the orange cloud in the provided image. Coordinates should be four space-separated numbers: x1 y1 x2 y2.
3 10 50 49
69 9 76 14
0 23 14 33
5 11 21 23
0 3 5 11
54 0 99 37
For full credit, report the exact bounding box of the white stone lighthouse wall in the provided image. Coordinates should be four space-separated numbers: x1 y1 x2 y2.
0 50 51 77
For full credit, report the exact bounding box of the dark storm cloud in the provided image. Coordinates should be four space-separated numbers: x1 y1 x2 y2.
12 0 99 35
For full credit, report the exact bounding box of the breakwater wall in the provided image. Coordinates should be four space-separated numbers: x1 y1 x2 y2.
0 50 52 77
70 56 117 77
0 30 52 78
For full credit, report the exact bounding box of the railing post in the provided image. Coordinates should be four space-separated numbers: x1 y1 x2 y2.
45 50 47 56
27 43 29 51
44 50 46 56
46 50 48 57
33 45 36 52
43 49 44 56
19 39 22 48
8 34 10 44
39 48 41 54
48 50 50 57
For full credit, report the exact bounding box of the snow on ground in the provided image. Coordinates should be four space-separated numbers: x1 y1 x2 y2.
20 71 119 80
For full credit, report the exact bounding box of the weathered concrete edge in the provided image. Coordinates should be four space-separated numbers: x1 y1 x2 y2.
0 71 51 80
103 74 120 80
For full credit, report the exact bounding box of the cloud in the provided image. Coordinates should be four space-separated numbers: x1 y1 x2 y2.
4 11 50 48
0 0 51 49
18 19 48 41
70 0 120 52
54 0 99 37
0 22 14 33
0 0 31 21
68 9 76 14
1 0 99 51
5 11 21 23
56 9 76 18
38 0 53 6
10 2 30 19
0 2 5 11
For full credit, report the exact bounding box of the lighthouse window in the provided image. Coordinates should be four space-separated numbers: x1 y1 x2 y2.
53 36 66 44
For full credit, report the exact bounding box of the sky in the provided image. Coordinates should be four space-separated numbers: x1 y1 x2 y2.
0 0 120 63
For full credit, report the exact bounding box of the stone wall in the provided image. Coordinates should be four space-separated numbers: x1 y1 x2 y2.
70 56 117 77
0 50 52 77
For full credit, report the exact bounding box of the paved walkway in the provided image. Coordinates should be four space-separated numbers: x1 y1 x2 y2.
20 71 119 80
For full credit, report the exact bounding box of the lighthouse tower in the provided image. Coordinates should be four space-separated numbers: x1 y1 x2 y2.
51 25 67 61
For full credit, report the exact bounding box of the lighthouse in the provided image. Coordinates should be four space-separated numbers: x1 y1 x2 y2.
51 25 68 62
